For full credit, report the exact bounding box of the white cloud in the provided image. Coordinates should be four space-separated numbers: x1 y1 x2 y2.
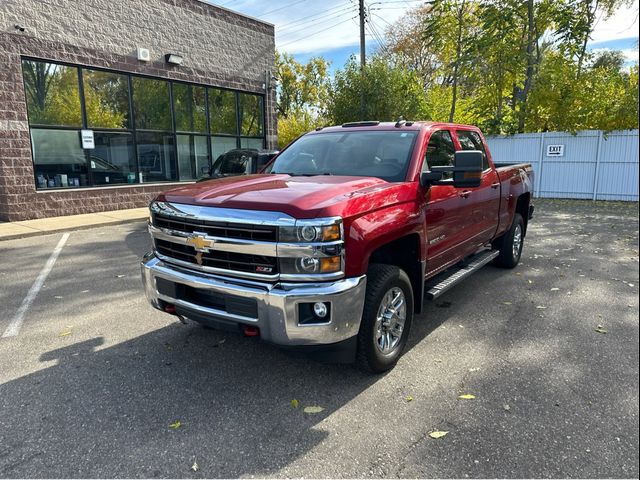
591 0 639 42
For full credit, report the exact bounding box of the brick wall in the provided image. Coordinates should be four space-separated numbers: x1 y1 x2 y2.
0 0 276 221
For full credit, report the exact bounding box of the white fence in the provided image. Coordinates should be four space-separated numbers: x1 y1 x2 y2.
485 130 639 201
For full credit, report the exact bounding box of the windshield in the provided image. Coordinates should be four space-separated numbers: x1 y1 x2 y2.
268 130 418 182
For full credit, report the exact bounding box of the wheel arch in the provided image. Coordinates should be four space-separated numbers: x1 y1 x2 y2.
368 233 425 314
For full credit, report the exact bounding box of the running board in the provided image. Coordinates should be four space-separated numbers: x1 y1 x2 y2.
425 250 499 300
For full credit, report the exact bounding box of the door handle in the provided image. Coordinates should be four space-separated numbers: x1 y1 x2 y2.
491 182 500 189
459 190 471 199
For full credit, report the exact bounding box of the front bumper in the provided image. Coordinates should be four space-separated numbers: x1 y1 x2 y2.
141 253 367 346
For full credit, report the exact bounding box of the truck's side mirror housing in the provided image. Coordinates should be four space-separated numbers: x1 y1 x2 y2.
452 150 483 188
427 150 484 188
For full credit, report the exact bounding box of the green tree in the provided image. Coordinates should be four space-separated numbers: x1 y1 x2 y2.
327 56 429 124
275 51 330 119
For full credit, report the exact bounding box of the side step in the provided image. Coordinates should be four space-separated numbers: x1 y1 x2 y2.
425 250 499 300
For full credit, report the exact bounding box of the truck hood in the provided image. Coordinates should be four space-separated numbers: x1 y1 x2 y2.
158 174 415 219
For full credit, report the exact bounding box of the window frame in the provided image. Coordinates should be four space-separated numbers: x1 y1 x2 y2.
421 129 457 179
21 56 267 190
455 129 490 171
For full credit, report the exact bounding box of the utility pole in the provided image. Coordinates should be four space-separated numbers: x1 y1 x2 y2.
359 0 366 70
359 0 366 119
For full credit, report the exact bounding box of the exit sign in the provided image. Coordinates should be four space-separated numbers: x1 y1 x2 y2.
546 144 565 157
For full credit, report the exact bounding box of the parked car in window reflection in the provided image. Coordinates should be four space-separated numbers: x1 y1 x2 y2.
198 148 278 181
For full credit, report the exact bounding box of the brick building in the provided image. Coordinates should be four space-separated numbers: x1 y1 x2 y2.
0 0 276 221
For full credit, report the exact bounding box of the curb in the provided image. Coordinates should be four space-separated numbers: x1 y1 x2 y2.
0 217 148 242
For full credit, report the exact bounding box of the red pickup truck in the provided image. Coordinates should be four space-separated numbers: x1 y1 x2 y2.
142 121 534 372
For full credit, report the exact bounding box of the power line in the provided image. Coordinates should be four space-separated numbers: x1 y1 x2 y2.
278 16 358 48
279 4 356 30
258 0 309 16
279 6 358 34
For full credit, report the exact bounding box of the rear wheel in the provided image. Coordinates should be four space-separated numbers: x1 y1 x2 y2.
356 264 413 373
493 213 525 268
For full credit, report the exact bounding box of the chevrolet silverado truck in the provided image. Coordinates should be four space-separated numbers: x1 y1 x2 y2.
142 121 534 372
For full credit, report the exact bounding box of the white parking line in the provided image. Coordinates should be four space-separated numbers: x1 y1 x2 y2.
2 233 70 338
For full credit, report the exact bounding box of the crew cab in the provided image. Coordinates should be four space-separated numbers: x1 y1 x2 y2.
141 121 534 372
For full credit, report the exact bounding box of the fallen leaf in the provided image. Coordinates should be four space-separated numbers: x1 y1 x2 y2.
58 330 72 337
594 326 608 334
503 404 511 411
116 275 125 278
406 396 414 402
536 306 547 309
303 406 324 414
468 367 480 372
191 461 199 472
429 430 449 439
502 301 513 305
169 421 182 429
528 280 534 284
291 399 299 409
550 287 560 291
458 394 476 400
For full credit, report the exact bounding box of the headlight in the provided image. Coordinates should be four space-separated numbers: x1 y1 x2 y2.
279 255 342 275
279 217 344 278
279 217 342 243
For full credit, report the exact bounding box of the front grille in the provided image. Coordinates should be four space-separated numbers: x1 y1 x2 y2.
153 214 277 242
155 239 278 275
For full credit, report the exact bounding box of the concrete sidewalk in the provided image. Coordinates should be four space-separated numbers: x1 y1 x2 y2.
0 208 148 241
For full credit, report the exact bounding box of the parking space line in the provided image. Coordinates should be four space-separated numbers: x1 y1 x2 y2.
2 233 70 338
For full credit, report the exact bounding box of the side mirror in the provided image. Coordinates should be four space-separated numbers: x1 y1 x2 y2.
430 150 483 188
452 150 483 188
420 171 443 187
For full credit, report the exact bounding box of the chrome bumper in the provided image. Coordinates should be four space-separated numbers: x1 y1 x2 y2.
141 253 367 346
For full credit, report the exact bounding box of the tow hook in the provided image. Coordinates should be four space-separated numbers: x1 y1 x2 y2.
164 304 188 324
243 325 260 337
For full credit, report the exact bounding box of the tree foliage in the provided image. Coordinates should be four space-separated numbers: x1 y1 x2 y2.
327 56 429 124
274 1 637 145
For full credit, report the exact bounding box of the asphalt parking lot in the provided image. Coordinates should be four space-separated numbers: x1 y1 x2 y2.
0 199 638 478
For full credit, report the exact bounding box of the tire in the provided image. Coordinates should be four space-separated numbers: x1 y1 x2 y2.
356 264 414 373
493 213 525 268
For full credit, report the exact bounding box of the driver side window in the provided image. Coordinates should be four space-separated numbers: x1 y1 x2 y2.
422 130 455 179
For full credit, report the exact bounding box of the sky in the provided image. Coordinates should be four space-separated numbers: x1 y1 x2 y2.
210 0 639 71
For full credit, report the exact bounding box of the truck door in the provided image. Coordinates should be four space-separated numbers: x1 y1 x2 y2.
454 129 501 248
421 130 470 276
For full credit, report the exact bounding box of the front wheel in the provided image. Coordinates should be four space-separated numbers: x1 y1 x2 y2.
356 264 414 373
493 213 525 268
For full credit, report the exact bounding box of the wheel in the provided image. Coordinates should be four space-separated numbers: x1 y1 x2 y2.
493 213 525 268
356 264 414 373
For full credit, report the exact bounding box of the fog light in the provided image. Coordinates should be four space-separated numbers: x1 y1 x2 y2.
313 302 328 318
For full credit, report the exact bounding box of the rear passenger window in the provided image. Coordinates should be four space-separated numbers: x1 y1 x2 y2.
456 130 489 170
422 130 456 179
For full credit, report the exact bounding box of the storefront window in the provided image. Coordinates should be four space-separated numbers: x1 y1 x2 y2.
31 129 87 188
22 60 82 126
136 132 177 183
239 93 264 137
132 77 171 131
177 135 209 180
240 138 264 150
22 59 265 190
173 84 207 133
83 70 130 129
211 136 238 163
91 132 136 185
209 88 237 135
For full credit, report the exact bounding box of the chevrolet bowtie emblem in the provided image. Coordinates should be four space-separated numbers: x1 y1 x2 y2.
186 234 214 252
